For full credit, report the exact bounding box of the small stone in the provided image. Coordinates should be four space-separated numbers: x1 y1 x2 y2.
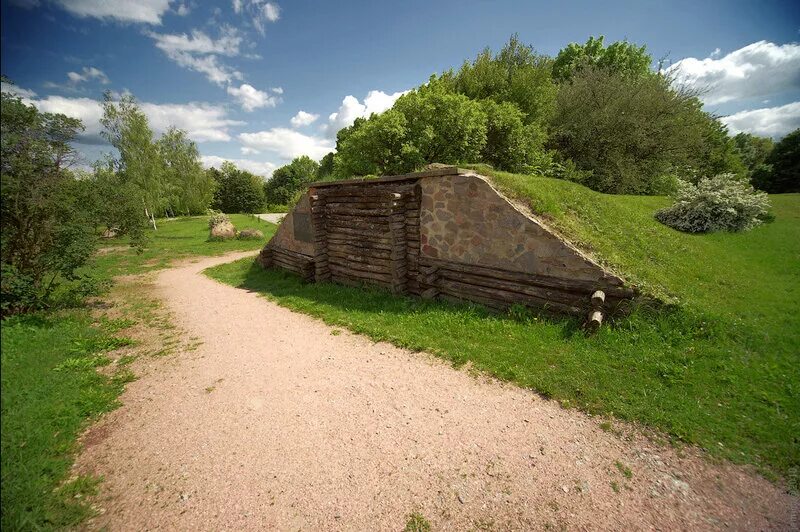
561 486 569 493
457 492 466 504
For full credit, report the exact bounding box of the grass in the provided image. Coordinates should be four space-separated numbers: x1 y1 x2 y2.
89 213 276 279
205 175 799 483
0 310 134 529
404 512 431 532
1 213 277 529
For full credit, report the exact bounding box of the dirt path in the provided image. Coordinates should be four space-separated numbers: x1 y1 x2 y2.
77 252 796 531
256 213 286 224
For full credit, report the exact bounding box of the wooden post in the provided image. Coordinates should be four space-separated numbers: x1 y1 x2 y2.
586 289 606 332
388 191 408 295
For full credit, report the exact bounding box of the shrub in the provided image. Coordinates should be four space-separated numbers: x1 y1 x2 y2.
209 161 265 214
207 210 230 229
655 174 771 233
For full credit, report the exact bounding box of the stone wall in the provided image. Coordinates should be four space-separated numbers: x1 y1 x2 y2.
260 168 636 315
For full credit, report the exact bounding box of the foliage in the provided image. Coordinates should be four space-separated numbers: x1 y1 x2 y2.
0 87 99 314
209 161 266 213
550 67 741 194
157 127 215 215
733 132 774 178
208 180 800 480
334 110 414 176
552 35 653 82
89 160 148 249
480 99 545 173
207 210 231 229
655 174 771 233
101 93 165 227
752 129 799 193
264 155 319 206
317 152 335 180
445 34 557 127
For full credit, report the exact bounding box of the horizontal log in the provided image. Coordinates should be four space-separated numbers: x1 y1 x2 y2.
437 278 582 314
328 251 393 268
438 269 586 307
322 188 409 199
330 257 393 275
420 257 635 298
271 247 314 262
331 273 392 290
329 264 393 283
326 237 393 251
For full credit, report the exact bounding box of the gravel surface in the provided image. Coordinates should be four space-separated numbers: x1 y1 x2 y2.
77 252 797 531
256 213 286 224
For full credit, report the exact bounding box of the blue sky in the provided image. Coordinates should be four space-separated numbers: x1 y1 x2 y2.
2 0 799 177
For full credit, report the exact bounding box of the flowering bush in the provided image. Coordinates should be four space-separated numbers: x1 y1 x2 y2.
207 210 231 229
655 174 771 233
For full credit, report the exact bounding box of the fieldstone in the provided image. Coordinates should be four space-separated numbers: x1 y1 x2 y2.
210 221 236 240
238 228 264 240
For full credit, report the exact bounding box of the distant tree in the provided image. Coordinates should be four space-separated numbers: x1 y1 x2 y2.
101 92 165 228
157 127 215 215
552 35 653 82
753 129 800 193
479 99 545 173
210 161 265 213
550 67 740 194
264 155 320 206
1 86 98 313
334 110 412 176
733 132 774 174
317 152 335 180
90 159 148 248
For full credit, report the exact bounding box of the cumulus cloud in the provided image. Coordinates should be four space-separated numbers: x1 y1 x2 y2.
147 26 244 86
325 89 407 136
17 88 244 144
271 87 283 94
201 154 276 178
66 66 110 85
290 110 318 128
232 0 280 36
1 81 38 99
668 40 800 105
227 83 280 111
721 102 800 139
52 0 173 25
239 128 333 160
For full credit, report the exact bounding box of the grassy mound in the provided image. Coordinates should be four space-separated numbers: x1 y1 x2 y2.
207 173 799 482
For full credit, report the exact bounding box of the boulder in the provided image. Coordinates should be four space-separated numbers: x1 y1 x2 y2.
237 228 264 240
210 221 236 240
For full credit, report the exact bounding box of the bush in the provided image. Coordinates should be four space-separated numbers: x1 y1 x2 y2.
207 210 230 229
655 174 771 233
752 128 799 193
209 161 265 214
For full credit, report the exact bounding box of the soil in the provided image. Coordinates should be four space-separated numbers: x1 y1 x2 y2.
76 251 798 531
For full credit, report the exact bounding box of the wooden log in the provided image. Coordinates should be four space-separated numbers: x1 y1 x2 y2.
437 269 586 307
587 310 603 331
329 264 393 283
591 290 606 308
421 287 439 299
437 278 583 314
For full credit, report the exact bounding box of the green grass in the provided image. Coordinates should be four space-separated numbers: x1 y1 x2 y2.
89 213 276 279
1 213 277 529
1 310 134 529
205 175 799 482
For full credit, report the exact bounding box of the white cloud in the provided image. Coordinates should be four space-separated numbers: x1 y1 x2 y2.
201 155 276 178
227 83 280 111
290 110 319 128
53 0 173 25
271 87 283 94
1 81 38 99
147 26 241 56
175 2 190 16
721 102 800 139
17 89 245 144
241 146 260 155
325 89 407 136
66 66 110 85
147 26 244 86
233 0 280 36
239 128 333 160
668 40 800 105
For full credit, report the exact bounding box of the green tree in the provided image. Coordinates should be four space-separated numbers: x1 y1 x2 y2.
264 155 320 206
100 92 165 228
479 99 545 173
334 110 413 176
317 152 335 180
733 132 774 174
209 161 265 213
157 127 215 215
550 67 735 194
753 129 800 193
0 86 97 313
552 35 653 82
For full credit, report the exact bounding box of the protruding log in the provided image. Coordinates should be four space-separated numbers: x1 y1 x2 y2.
591 290 606 308
421 287 438 300
587 309 603 331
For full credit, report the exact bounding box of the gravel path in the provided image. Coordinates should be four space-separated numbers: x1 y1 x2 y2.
256 213 286 224
77 252 796 530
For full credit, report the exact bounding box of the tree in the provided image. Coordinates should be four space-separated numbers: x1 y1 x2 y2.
210 161 265 213
264 155 320 206
101 92 165 228
334 110 413 176
157 127 215 215
733 132 774 175
317 152 335 180
550 67 739 194
552 35 653 82
1 86 97 313
753 129 800 193
447 34 556 127
479 99 544 173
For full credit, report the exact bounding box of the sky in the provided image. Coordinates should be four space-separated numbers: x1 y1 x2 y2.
2 0 799 178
